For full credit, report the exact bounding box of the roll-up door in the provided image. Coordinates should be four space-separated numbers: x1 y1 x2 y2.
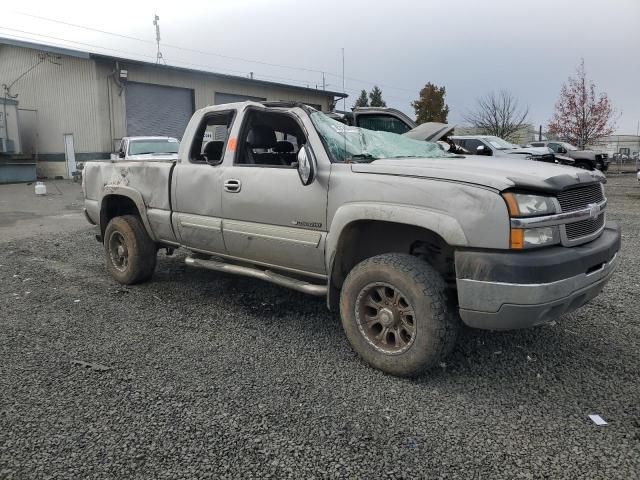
126 82 194 139
214 92 266 105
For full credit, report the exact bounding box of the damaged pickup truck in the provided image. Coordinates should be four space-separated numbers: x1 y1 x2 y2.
83 101 620 377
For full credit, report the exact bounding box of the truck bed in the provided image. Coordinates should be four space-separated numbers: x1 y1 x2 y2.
83 159 176 243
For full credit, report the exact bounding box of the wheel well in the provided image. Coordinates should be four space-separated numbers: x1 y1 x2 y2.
100 195 140 235
575 159 593 167
329 220 455 309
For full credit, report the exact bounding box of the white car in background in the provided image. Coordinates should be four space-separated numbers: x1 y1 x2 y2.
114 136 180 161
450 135 575 165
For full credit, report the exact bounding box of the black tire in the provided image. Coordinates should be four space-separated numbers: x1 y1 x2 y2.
339 253 459 377
104 215 157 285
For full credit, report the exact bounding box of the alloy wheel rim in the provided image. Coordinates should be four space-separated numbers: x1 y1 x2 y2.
108 231 129 272
355 282 416 354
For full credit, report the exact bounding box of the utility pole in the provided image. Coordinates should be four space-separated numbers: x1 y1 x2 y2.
322 72 325 91
153 15 166 65
341 48 345 111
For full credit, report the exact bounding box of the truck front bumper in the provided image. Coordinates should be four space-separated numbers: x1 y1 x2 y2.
455 223 621 330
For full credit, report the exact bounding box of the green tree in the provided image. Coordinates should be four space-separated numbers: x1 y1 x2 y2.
354 89 369 107
368 86 386 107
411 82 449 124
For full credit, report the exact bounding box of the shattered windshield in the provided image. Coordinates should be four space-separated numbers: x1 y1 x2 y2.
310 111 450 163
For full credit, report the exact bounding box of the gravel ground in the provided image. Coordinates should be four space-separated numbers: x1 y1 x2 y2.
1 175 638 479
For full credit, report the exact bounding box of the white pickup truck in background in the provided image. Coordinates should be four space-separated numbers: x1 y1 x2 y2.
113 136 180 161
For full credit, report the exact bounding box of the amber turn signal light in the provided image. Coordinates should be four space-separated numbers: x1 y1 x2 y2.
510 228 524 249
502 192 520 217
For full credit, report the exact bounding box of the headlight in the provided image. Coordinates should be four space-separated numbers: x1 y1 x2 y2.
502 192 556 217
502 192 559 249
510 226 560 249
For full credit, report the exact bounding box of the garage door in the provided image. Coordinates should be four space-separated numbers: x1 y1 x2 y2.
214 92 266 105
126 82 194 139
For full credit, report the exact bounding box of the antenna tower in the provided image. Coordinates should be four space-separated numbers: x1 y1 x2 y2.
153 14 166 65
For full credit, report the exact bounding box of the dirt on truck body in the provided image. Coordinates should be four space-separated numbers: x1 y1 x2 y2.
83 101 620 377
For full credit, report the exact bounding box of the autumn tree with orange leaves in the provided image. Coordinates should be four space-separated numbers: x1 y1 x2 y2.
548 60 616 148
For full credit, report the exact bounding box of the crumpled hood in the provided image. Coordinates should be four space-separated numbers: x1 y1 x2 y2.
403 122 454 142
350 156 605 192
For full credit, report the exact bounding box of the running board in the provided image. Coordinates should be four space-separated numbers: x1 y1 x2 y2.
185 257 327 296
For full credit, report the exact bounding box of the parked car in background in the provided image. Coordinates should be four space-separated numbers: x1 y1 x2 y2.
332 109 572 164
114 136 180 161
451 135 574 166
528 141 609 171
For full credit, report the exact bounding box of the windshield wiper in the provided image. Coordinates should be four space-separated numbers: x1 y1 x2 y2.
347 154 377 163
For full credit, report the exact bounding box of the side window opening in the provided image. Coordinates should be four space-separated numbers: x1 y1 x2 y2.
189 111 235 164
356 114 411 135
236 110 306 167
462 139 483 152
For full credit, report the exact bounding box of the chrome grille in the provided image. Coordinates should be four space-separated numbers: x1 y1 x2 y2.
557 183 604 212
565 213 605 240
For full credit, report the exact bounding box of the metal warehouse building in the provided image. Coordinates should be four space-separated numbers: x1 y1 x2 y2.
0 37 345 179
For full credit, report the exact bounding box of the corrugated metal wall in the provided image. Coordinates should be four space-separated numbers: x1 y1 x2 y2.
0 45 109 156
0 43 336 177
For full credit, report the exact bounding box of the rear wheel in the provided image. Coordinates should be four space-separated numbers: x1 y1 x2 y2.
104 215 157 285
339 253 459 377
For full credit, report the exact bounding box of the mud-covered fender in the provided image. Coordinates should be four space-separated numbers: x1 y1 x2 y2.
99 185 157 242
325 202 467 270
323 202 468 310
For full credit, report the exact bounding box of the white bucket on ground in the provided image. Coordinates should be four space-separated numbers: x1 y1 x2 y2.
35 182 47 196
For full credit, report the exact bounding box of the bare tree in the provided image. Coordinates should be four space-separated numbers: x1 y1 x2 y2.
464 90 529 140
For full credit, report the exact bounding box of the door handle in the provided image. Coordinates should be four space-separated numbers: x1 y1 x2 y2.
224 179 242 193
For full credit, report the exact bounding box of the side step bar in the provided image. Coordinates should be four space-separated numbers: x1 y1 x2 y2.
185 257 327 296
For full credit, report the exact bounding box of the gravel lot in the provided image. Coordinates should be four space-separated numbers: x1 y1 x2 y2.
1 175 638 479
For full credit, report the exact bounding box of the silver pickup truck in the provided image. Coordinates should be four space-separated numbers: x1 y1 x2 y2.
83 101 620 377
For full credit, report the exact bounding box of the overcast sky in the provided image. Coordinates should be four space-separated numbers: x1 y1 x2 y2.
3 0 639 133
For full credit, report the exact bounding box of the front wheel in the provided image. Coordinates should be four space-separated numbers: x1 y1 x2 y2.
339 253 459 377
104 215 157 285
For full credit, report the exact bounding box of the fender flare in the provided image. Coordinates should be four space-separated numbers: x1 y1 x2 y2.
99 185 157 242
323 202 468 310
325 202 468 267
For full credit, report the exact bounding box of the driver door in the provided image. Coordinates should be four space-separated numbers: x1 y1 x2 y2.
221 109 328 275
